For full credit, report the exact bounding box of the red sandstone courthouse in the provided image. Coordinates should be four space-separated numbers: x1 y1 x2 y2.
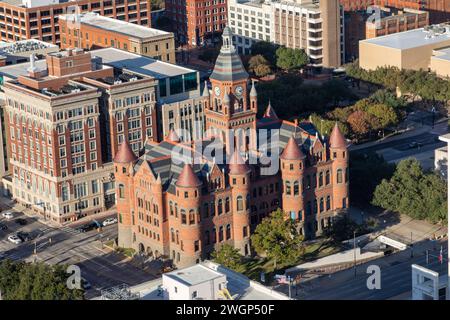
114 28 349 267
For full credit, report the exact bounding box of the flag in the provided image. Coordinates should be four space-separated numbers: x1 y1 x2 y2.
438 246 443 264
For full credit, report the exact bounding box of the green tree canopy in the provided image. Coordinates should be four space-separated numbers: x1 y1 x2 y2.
211 244 243 271
251 209 304 268
367 103 399 129
276 47 308 72
372 158 447 223
0 260 84 300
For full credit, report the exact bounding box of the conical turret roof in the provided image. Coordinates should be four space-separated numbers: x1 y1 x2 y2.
329 123 347 149
229 149 251 175
280 136 305 160
176 164 202 187
113 140 137 163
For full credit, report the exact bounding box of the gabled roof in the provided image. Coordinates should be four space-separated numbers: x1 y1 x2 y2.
263 101 278 119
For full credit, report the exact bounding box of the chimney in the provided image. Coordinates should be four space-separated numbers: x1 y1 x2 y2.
27 53 41 79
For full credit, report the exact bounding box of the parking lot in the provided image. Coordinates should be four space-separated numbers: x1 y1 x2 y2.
0 209 157 299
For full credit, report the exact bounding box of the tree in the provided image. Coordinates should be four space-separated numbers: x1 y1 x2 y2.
250 41 279 66
367 103 398 130
372 158 447 223
324 215 364 243
308 113 349 137
251 209 304 269
211 244 243 271
0 260 84 300
248 54 272 77
347 110 371 137
276 47 308 72
198 47 220 63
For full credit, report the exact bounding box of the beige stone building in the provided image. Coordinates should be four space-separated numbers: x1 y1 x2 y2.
359 23 450 76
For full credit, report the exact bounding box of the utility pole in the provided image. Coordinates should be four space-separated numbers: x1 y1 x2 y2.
353 231 357 277
410 232 413 258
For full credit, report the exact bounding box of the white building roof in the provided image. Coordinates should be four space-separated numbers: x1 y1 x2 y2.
59 13 172 41
361 26 450 50
164 264 225 286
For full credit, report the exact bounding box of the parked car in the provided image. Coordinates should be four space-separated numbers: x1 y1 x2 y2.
15 218 27 225
2 210 14 219
17 231 33 242
0 223 7 231
8 234 22 244
102 218 118 227
76 221 101 233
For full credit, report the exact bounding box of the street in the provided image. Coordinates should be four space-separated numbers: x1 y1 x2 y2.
0 209 156 299
275 239 448 300
350 119 447 170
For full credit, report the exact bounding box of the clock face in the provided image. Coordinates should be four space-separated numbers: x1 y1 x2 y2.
214 86 221 96
235 85 243 96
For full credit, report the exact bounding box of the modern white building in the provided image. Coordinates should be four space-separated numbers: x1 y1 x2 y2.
412 264 447 300
162 264 228 300
227 0 344 68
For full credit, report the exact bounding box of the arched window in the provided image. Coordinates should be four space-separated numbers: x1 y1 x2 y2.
118 184 125 199
326 195 331 210
212 227 217 243
246 194 250 210
175 203 178 218
210 201 215 216
219 226 224 242
169 201 174 216
237 196 243 211
176 230 179 244
218 199 223 215
285 181 291 195
226 224 231 240
181 210 186 224
320 198 324 212
293 181 299 196
225 197 230 213
171 228 175 242
319 172 323 187
189 209 195 224
326 170 330 185
337 169 343 183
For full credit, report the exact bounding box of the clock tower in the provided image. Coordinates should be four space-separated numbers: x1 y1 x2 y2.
206 27 257 154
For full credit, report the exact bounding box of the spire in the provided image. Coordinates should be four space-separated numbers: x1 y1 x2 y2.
202 81 210 97
329 123 347 149
176 164 202 187
250 80 257 97
210 27 248 82
113 140 138 163
280 136 305 160
229 149 251 175
263 100 278 119
166 129 180 143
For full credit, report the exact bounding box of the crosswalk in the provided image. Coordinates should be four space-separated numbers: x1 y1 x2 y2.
59 225 82 236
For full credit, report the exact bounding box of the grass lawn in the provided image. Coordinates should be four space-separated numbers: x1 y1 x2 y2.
115 247 136 258
237 238 342 283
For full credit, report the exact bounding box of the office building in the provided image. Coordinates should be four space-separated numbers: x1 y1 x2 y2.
0 0 152 46
59 12 176 63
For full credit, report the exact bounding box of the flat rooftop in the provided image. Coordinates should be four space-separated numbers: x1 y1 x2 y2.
0 39 57 55
90 47 196 79
60 13 172 40
361 25 450 50
0 47 196 81
164 264 224 286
